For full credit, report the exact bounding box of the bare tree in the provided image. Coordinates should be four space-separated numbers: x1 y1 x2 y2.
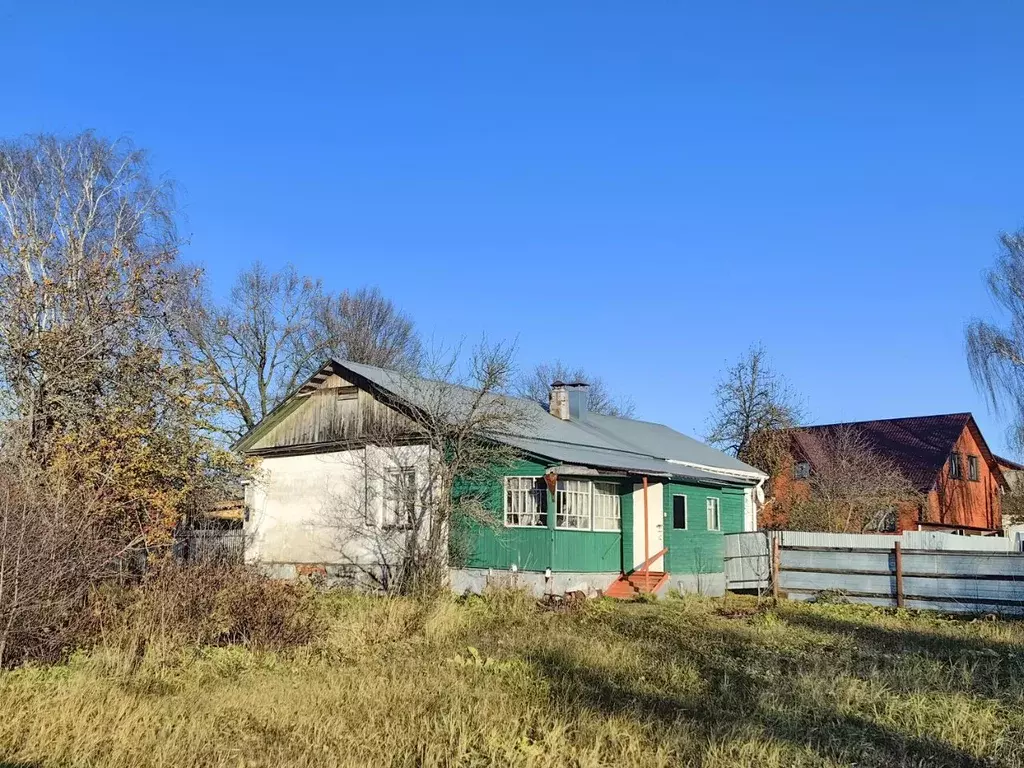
705 344 805 474
323 286 421 372
967 229 1024 450
785 425 920 533
321 341 531 595
516 360 634 418
181 265 420 440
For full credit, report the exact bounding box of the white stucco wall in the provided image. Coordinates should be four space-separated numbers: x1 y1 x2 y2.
245 445 432 568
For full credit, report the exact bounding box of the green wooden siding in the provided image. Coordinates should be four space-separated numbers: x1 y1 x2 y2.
455 459 625 573
662 483 745 574
453 459 746 576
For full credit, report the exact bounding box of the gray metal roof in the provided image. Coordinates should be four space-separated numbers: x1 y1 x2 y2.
336 359 765 487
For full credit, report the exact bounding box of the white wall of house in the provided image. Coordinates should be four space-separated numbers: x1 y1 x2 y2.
245 445 432 569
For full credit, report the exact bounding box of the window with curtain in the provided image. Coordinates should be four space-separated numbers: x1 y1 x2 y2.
556 479 592 530
504 477 547 527
592 482 621 531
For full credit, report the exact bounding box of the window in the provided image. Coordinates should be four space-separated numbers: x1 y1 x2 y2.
556 479 592 530
672 495 688 529
592 482 621 531
949 452 963 480
504 477 547 527
706 497 721 531
794 461 811 480
968 455 980 482
383 467 416 529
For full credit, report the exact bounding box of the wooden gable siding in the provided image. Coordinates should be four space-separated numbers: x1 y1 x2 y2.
250 374 418 452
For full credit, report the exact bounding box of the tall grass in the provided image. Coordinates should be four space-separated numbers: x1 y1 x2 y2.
0 592 1022 767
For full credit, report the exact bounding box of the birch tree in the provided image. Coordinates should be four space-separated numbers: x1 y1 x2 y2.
967 229 1024 450
0 131 240 547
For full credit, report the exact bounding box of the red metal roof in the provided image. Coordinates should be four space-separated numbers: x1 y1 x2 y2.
789 413 977 493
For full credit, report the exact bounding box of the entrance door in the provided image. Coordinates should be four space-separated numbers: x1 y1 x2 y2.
631 482 665 571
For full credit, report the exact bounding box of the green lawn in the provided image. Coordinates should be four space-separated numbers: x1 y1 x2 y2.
1 592 1023 767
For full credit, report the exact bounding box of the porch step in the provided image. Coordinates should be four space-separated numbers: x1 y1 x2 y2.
605 571 669 599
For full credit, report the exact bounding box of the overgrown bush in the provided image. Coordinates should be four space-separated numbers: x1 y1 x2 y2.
90 562 324 655
0 459 118 668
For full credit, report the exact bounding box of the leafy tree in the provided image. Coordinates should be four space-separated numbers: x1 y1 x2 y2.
0 131 240 547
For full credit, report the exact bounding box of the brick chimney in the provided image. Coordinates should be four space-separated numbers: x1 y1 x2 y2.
549 380 589 421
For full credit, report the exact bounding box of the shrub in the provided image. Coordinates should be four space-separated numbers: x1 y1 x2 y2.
0 459 119 668
91 562 324 656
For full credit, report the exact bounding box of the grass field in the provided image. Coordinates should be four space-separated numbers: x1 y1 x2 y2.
1 592 1023 767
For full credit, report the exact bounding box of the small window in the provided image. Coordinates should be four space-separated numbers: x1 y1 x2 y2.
968 455 980 482
706 497 721 531
592 483 621 531
383 467 416 529
949 452 963 480
793 461 811 480
504 477 547 527
335 386 358 401
556 479 592 530
672 495 688 529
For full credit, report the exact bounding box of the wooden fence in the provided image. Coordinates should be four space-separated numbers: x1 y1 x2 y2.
177 528 245 564
725 531 1024 615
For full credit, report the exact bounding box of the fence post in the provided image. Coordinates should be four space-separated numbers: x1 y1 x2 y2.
894 540 904 608
771 535 781 600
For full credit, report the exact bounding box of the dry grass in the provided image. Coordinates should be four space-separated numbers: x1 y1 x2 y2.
1 592 1023 767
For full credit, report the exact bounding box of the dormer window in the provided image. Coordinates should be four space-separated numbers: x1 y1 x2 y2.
793 461 811 480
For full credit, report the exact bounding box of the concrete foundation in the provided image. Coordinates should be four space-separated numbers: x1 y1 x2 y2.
448 569 621 598
260 562 727 599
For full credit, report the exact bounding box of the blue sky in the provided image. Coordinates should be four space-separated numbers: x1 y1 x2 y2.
4 2 1023 453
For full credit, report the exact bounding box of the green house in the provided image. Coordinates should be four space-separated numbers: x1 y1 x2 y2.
235 360 766 597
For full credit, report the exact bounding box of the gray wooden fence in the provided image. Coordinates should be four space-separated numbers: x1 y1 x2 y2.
725 531 1024 615
178 529 245 564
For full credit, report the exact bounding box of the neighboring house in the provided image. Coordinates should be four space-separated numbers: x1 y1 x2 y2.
765 413 1006 535
997 455 1024 548
234 359 766 597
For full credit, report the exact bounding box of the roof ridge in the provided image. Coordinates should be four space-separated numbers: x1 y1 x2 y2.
794 412 972 431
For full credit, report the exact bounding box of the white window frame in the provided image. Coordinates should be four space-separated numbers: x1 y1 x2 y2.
706 496 721 531
556 479 593 530
504 476 547 528
672 494 688 530
592 482 621 531
383 466 416 530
